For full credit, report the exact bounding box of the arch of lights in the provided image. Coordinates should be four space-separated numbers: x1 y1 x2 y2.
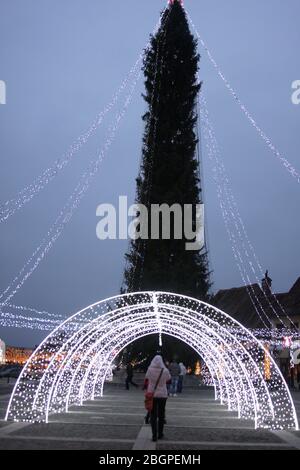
5 292 299 430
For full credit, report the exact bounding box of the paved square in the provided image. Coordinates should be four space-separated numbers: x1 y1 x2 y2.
1 380 300 450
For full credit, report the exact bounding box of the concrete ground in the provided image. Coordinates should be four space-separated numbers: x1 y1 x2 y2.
1 378 300 450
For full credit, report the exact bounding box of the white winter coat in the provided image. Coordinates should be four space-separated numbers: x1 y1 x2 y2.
145 355 171 398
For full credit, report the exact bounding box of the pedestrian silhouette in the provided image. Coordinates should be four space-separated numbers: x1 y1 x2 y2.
178 362 187 393
125 362 138 390
169 359 180 396
144 355 171 441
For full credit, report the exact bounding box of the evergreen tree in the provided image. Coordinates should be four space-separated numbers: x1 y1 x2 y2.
123 1 211 301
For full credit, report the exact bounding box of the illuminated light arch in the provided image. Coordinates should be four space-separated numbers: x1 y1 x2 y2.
5 292 299 430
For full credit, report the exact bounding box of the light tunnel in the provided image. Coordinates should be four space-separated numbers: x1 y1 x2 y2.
5 292 299 430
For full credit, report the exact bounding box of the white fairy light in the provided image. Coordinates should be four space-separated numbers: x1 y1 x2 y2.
0 8 170 309
0 317 53 331
0 15 166 225
0 62 141 224
126 6 172 292
199 93 298 329
0 303 64 331
0 67 141 306
0 290 297 344
5 292 298 431
1 298 299 347
153 292 162 347
199 97 270 327
1 301 298 346
0 311 60 326
0 303 62 319
186 10 300 184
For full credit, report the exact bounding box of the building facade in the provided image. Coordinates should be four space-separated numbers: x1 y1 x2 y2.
213 274 300 389
5 346 33 364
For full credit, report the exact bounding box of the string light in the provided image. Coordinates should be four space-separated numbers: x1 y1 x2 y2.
0 9 169 309
1 7 298 430
199 92 298 329
200 96 270 327
0 14 166 225
200 364 213 386
5 292 298 430
0 63 141 224
0 67 141 306
186 10 300 184
0 13 166 223
0 316 56 331
0 5 298 336
153 293 163 347
0 303 62 319
1 301 299 347
125 6 172 292
0 303 64 331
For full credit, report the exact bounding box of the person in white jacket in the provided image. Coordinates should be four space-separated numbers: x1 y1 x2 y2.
178 362 187 393
144 355 171 441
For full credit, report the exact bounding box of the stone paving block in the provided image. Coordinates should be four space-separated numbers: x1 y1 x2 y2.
161 426 285 443
0 421 11 429
51 414 145 426
10 422 141 440
0 437 133 450
1 386 299 450
157 443 295 451
164 418 252 429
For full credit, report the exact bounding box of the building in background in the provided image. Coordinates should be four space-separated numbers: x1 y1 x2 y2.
5 346 33 364
213 274 300 388
0 339 5 364
213 274 300 329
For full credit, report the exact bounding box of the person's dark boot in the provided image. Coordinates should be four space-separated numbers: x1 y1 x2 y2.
158 420 164 439
151 419 158 442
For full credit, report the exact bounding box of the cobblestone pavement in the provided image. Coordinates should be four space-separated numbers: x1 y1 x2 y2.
0 380 300 450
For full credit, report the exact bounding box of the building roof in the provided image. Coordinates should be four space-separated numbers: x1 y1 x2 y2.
212 277 300 328
275 277 300 318
212 283 264 328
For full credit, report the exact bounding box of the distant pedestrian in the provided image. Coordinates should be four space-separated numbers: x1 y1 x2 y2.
165 360 171 396
125 362 138 390
177 362 187 393
169 359 180 396
144 355 171 441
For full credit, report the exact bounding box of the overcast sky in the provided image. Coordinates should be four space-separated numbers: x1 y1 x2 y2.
0 0 299 347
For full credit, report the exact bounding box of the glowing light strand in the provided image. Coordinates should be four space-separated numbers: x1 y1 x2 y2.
186 10 300 184
0 303 62 318
0 14 166 225
0 69 141 306
5 292 298 430
0 302 298 346
126 6 171 292
199 97 270 328
200 93 298 329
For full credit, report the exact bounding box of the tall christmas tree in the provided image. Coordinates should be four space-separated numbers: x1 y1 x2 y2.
123 0 211 304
